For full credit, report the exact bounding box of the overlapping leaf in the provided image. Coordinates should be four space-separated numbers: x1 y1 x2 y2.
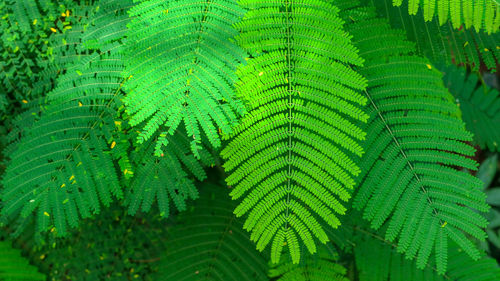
125 129 214 218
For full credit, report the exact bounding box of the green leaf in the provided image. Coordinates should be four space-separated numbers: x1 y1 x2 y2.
122 0 246 156
338 0 489 273
125 129 213 218
478 154 499 190
486 188 500 206
222 0 368 263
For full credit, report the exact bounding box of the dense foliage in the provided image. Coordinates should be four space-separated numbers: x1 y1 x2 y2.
0 0 499 280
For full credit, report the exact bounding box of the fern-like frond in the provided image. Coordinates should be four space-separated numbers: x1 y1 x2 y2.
0 239 45 280
123 0 246 157
352 225 500 281
440 64 500 152
372 0 500 72
269 244 349 281
337 0 489 273
221 0 368 264
391 0 500 33
0 0 132 237
125 129 214 218
154 182 269 281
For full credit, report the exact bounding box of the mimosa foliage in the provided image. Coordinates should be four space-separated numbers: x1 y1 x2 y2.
125 129 213 217
222 0 368 263
339 0 489 273
0 0 498 279
123 0 246 157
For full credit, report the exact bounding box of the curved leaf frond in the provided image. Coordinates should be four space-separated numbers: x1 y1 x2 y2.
337 0 489 273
